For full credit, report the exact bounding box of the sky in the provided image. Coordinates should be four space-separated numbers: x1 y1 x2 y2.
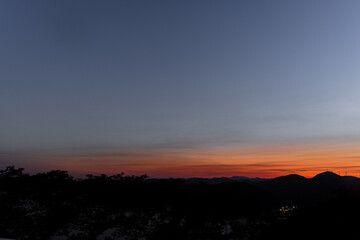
2 0 360 178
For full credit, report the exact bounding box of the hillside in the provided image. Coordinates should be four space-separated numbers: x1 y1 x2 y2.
1 166 360 240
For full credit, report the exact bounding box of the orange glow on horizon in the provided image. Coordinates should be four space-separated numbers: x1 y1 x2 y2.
23 141 360 178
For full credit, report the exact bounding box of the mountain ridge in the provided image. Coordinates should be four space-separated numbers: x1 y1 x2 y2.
150 171 360 185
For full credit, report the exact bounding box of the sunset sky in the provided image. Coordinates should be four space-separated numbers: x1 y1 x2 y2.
2 0 360 178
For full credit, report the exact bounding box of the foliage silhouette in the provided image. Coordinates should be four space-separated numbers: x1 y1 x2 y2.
1 166 360 239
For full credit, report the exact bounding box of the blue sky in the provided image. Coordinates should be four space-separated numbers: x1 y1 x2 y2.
2 1 360 175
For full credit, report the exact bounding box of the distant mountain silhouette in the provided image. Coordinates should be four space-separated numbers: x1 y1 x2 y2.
159 172 360 192
272 174 307 184
183 177 239 184
3 166 360 240
147 172 360 207
311 171 341 183
168 176 267 185
241 171 360 205
341 175 360 185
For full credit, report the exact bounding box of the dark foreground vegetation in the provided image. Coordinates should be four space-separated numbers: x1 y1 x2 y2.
1 166 360 240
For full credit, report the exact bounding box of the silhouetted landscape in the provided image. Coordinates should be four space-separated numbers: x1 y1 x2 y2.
3 1 360 239
2 166 360 240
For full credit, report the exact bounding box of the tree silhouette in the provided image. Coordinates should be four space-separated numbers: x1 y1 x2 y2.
0 165 26 178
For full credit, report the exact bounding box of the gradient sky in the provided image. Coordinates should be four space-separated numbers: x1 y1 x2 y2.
2 0 360 178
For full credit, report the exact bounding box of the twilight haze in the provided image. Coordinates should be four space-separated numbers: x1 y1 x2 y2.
1 0 360 178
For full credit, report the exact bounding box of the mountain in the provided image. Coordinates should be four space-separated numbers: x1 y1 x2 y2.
183 177 238 184
177 172 360 206
272 174 308 185
311 171 341 183
341 175 360 185
182 176 268 184
152 172 360 187
245 172 360 205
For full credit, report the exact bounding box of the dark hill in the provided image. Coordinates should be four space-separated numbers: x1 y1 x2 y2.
272 174 308 185
3 166 360 240
311 172 360 186
312 171 341 182
342 175 360 185
251 174 309 204
310 171 342 193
